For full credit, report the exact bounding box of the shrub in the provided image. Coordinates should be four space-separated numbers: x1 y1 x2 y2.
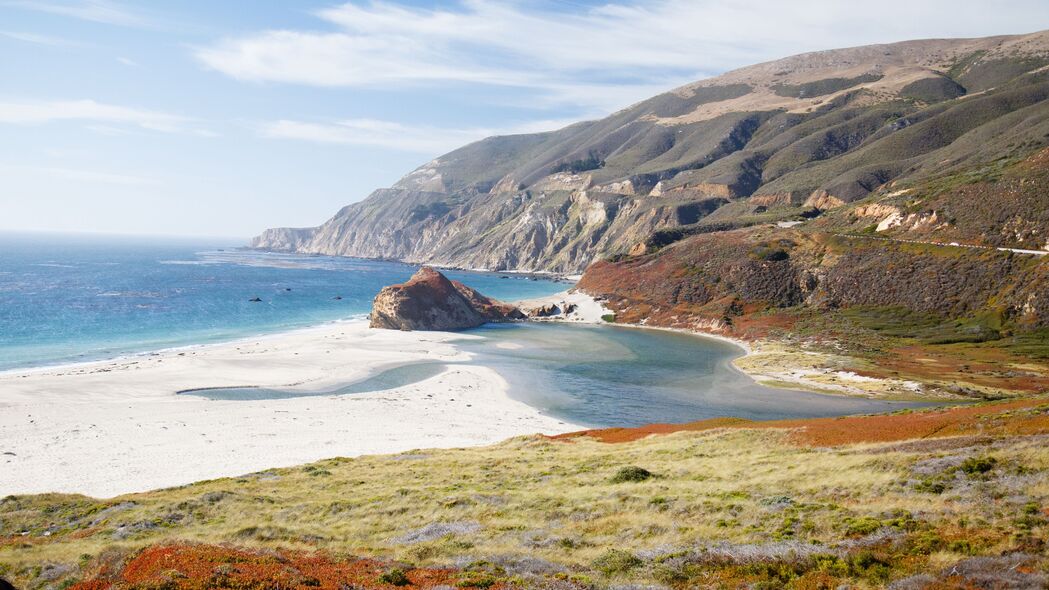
377 568 410 586
960 456 997 476
456 572 496 588
843 516 882 536
593 549 642 575
914 478 947 494
601 314 616 323
610 466 653 483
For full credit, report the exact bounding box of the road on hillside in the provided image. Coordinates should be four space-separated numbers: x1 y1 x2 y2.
827 232 1049 257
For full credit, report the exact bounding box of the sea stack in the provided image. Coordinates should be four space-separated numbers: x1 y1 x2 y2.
370 267 525 331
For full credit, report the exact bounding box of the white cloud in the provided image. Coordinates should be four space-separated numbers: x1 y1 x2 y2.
0 30 82 47
260 117 581 153
4 0 151 27
116 56 137 66
0 99 210 135
195 0 1049 113
0 164 156 186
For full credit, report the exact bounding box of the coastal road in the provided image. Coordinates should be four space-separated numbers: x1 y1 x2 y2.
829 232 1049 256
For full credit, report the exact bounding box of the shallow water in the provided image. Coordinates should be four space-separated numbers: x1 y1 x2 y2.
459 323 934 426
183 322 934 427
0 232 566 371
179 363 447 401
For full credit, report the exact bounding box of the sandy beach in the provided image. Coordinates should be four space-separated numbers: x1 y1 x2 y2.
0 317 585 498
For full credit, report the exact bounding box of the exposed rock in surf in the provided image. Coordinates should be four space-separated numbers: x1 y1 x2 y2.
370 267 524 331
525 301 579 319
528 303 561 318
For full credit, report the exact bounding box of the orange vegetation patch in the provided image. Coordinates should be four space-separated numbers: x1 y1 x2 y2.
71 543 504 590
876 345 1049 394
554 399 1049 446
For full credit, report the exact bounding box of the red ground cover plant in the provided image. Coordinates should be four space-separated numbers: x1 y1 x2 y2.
554 398 1049 445
71 543 504 590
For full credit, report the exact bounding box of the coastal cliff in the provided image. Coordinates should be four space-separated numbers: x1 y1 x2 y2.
253 30 1049 272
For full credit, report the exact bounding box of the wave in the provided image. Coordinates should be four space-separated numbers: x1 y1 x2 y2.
158 259 224 266
96 291 163 298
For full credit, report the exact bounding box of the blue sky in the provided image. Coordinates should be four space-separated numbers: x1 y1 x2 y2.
3 1 1049 239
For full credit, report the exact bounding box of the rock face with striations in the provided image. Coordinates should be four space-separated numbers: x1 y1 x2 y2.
370 267 525 331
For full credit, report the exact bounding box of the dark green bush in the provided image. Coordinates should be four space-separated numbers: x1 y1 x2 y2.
610 466 653 483
960 456 997 475
593 549 642 575
377 568 410 586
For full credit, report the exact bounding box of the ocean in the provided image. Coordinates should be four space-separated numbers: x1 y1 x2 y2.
0 232 567 372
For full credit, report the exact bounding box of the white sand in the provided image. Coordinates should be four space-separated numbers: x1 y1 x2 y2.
516 290 610 323
0 321 581 498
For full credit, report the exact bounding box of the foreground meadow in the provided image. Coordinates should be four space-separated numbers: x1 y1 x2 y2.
2 399 1048 589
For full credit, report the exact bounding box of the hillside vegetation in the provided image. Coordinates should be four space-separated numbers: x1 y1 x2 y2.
577 143 1049 399
2 400 1048 589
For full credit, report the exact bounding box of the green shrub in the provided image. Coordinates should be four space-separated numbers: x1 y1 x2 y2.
960 456 997 476
456 572 496 588
593 549 642 575
601 314 616 323
377 568 410 586
843 516 882 536
610 466 653 483
914 478 947 494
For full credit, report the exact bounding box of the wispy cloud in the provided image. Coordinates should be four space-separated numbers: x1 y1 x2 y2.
0 30 82 47
4 0 152 27
0 163 156 185
116 56 137 67
194 0 1049 113
260 117 580 153
0 99 211 135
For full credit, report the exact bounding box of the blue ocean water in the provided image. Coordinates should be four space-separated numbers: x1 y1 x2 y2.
0 232 568 372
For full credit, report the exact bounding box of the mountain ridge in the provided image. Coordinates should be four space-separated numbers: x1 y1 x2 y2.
252 29 1049 272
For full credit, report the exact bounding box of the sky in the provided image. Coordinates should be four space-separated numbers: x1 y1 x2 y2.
2 1 1049 239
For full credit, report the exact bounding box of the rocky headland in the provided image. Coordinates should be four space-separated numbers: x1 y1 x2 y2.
370 267 525 331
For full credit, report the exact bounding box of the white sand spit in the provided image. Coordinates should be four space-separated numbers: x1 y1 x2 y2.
0 321 580 498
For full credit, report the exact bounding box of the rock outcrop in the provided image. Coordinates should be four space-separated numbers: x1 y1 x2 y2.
370 267 524 331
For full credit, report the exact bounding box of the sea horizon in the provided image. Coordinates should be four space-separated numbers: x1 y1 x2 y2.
0 232 568 372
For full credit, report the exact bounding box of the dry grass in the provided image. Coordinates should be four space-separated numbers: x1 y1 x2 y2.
2 405 1048 588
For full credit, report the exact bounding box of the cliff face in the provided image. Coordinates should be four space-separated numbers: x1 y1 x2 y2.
370 267 523 331
252 188 715 272
253 30 1049 272
579 226 1049 335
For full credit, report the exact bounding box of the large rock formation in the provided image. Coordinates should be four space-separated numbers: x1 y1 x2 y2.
370 267 524 331
252 31 1049 272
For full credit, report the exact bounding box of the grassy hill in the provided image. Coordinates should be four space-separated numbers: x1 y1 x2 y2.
2 400 1048 589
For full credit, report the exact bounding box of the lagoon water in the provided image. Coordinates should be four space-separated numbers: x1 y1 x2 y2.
0 232 565 371
186 322 930 427
463 323 930 426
